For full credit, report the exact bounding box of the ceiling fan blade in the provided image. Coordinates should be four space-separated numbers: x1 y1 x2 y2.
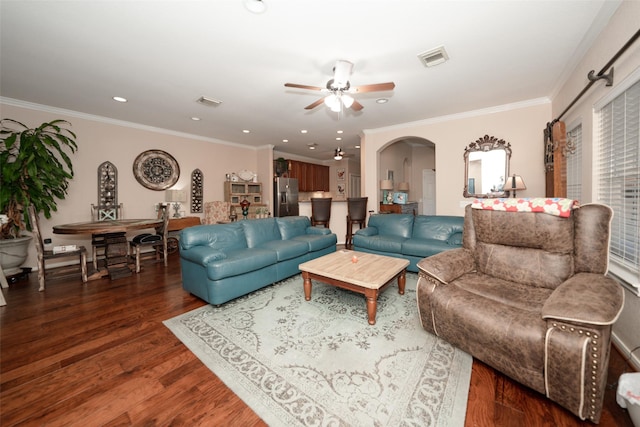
350 99 364 111
350 82 395 93
304 98 325 110
285 83 324 91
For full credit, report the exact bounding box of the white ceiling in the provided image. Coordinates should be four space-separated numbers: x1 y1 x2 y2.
0 1 620 161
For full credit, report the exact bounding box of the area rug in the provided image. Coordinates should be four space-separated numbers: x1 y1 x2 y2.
164 273 472 426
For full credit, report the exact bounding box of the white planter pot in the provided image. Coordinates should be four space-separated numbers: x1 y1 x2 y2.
0 236 33 275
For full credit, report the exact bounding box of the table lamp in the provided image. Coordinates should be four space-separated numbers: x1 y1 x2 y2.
165 189 188 218
505 174 526 197
380 180 394 204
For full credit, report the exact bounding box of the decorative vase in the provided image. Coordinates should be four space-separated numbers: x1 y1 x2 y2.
0 236 33 275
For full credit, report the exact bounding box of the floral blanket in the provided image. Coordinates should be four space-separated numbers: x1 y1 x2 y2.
471 198 578 218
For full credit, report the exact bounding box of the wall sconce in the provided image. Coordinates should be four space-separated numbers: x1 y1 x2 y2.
504 174 526 197
380 179 394 204
165 189 188 218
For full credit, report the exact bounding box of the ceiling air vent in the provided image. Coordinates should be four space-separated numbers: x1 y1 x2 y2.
417 46 449 68
196 96 222 106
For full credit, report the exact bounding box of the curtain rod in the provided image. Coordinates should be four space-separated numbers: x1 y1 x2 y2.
551 27 640 126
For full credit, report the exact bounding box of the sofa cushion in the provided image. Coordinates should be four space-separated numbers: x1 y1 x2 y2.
276 216 312 239
367 214 414 238
257 239 309 261
206 247 277 280
353 234 407 253
402 238 453 258
293 233 337 252
180 222 247 251
412 215 464 242
242 218 282 248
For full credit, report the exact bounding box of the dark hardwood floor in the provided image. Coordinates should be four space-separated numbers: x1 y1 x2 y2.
1 253 636 426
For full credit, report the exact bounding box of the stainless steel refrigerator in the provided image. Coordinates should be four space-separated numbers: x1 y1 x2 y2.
273 177 299 217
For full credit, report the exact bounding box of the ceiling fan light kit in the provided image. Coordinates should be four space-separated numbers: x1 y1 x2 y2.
285 59 395 114
334 148 343 160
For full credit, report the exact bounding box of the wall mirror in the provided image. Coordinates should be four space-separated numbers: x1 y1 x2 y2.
463 135 511 198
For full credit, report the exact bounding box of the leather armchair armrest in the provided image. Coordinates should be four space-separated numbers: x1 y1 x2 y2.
416 248 475 284
355 227 378 237
180 247 227 266
542 273 624 325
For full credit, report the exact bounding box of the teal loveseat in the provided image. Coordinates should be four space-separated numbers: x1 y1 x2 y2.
179 216 336 304
353 214 463 272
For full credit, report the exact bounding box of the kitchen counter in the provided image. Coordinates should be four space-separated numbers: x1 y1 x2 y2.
298 199 349 244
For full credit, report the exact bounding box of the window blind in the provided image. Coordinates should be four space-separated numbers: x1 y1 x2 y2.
566 124 582 201
597 79 640 293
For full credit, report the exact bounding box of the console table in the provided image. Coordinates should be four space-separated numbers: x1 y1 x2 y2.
379 202 418 215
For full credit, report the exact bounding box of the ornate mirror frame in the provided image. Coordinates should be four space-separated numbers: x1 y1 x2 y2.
463 135 512 198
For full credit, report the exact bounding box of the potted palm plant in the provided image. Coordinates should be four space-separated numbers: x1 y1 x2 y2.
0 119 79 273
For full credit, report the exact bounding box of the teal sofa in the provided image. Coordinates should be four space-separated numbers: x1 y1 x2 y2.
352 214 463 272
179 216 336 304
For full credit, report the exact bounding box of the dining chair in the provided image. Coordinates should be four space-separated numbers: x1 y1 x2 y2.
90 203 123 270
28 205 88 291
345 197 368 249
129 204 169 273
310 198 332 227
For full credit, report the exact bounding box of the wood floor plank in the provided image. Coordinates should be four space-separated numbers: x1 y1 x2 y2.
0 253 635 426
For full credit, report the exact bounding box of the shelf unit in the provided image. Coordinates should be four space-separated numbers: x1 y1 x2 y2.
224 181 266 218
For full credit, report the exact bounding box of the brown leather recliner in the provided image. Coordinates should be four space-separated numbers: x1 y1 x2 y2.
416 202 624 423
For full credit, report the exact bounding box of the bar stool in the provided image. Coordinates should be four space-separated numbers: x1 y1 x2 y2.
345 197 368 249
310 198 332 227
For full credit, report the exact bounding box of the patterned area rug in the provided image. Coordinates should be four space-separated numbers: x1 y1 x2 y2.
164 273 472 426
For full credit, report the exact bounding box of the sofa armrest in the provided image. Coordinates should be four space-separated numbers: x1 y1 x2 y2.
416 248 475 284
542 273 624 325
306 226 331 235
180 246 227 266
354 226 378 237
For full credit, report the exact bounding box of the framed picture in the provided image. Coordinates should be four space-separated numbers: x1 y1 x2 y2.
337 184 345 194
337 168 345 181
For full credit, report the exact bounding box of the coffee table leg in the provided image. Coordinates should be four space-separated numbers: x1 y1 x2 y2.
302 271 312 301
364 288 379 325
398 269 406 295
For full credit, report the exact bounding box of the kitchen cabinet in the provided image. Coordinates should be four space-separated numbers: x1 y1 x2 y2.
288 160 329 192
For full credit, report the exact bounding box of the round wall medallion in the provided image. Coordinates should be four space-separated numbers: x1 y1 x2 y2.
133 150 180 190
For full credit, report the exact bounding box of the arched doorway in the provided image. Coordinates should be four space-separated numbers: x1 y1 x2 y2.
378 137 435 214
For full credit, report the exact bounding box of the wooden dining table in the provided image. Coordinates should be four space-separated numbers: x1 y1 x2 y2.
53 218 163 280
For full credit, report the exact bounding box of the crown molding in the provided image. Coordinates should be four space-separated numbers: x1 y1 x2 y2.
362 97 550 135
0 96 257 151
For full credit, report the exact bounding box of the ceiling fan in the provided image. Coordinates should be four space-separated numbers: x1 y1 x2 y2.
285 60 395 112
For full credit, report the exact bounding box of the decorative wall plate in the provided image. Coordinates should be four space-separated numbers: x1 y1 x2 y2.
237 169 255 182
133 149 180 190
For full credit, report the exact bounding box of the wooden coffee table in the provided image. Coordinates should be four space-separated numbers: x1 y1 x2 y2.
299 250 410 325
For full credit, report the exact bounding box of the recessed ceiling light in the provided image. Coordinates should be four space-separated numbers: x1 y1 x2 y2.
308 143 317 150
337 130 343 134
355 145 361 149
376 98 388 104
336 137 342 141
242 129 250 133
244 0 266 14
112 96 127 103
282 139 288 143
300 130 308 134
191 117 201 121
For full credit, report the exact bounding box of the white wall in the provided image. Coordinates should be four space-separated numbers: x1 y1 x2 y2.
1 101 266 269
361 100 550 216
550 0 640 369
